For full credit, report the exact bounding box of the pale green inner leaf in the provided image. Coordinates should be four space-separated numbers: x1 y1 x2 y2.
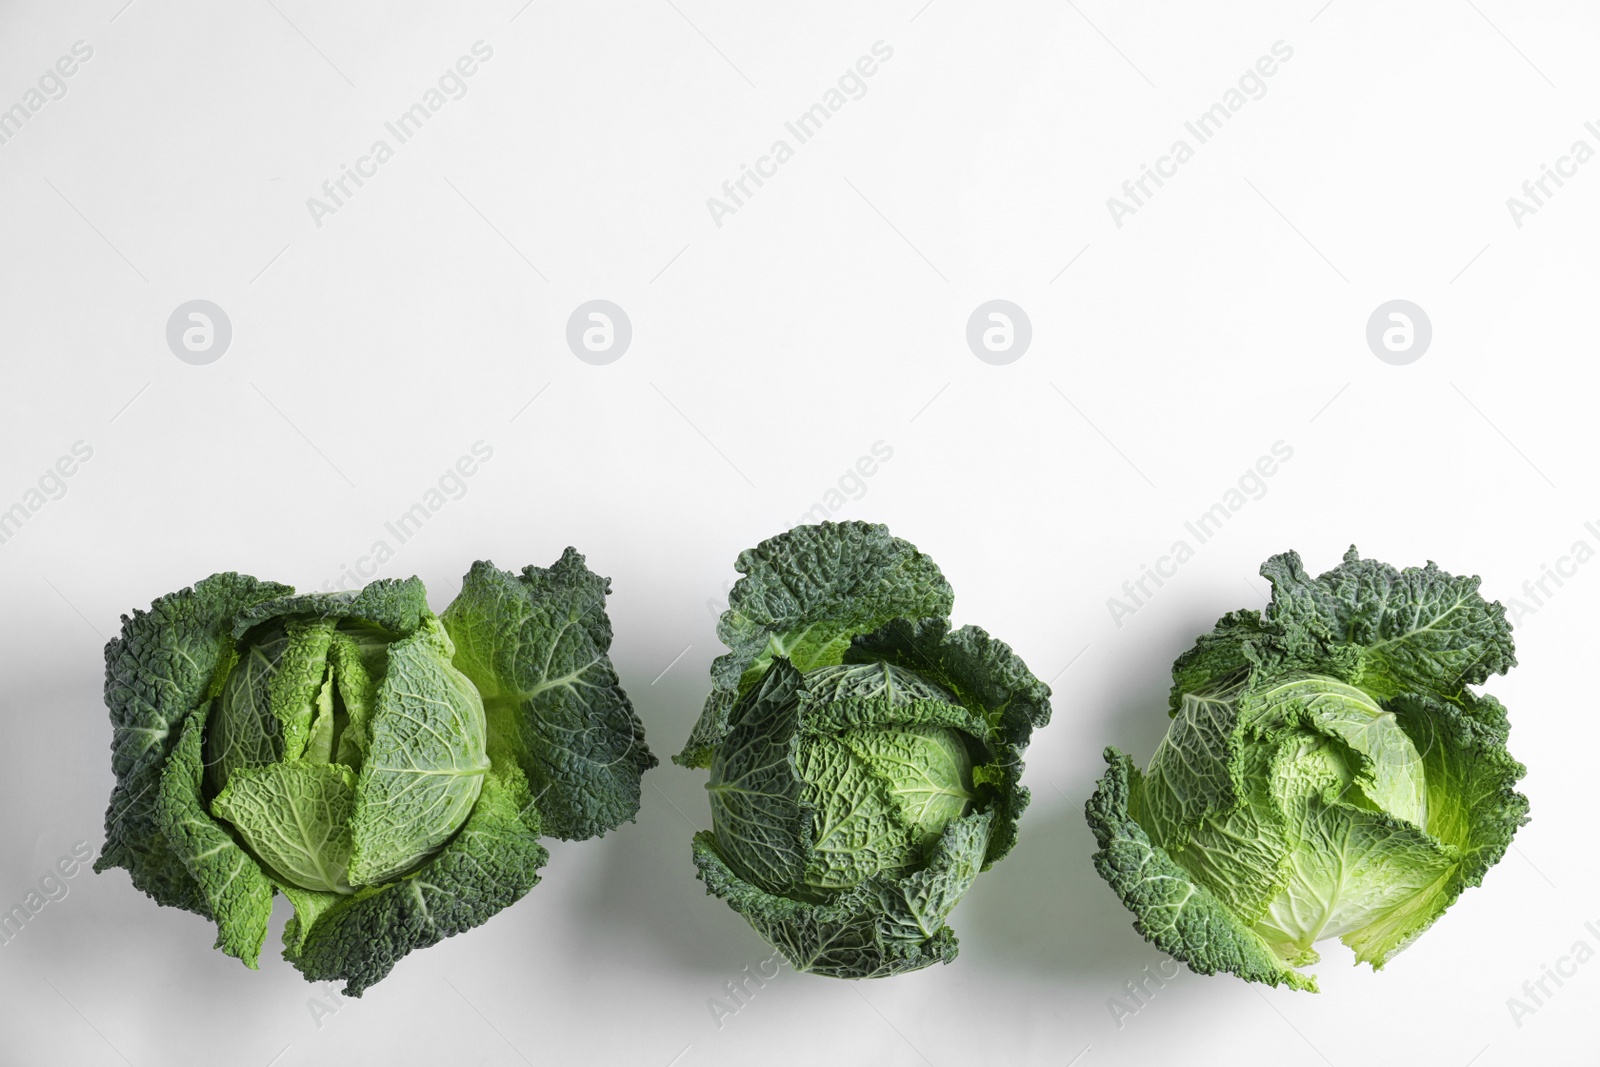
347 620 491 885
1253 734 1454 954
1248 675 1428 827
798 724 973 897
211 761 357 895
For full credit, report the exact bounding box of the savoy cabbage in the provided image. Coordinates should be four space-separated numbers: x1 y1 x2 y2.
676 521 1052 978
95 550 654 994
1086 547 1528 991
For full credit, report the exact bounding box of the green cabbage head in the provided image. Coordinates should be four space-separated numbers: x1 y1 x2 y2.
676 522 1052 978
1086 547 1528 991
96 551 655 994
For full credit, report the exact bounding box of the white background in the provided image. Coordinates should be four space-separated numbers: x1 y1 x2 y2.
0 1 1594 1065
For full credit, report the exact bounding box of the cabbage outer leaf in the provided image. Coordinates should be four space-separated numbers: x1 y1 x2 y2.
441 550 657 842
675 521 953 769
